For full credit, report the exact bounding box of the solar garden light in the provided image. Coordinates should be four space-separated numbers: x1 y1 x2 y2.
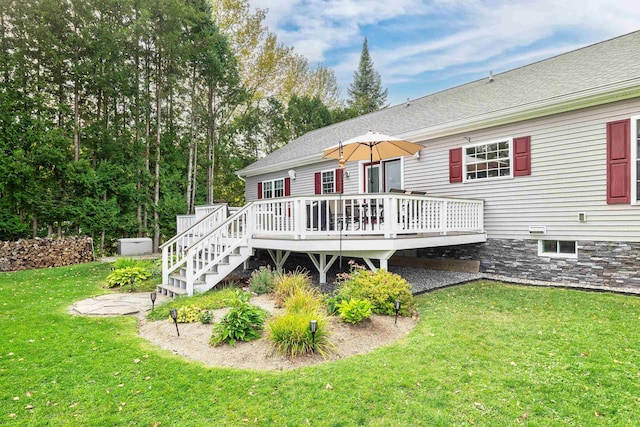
394 300 401 326
150 292 157 311
129 275 135 292
309 320 318 351
169 308 180 336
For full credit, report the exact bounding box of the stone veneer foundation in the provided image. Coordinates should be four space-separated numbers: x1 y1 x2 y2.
417 238 640 291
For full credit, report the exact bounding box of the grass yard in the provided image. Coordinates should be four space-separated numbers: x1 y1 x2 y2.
1 262 639 426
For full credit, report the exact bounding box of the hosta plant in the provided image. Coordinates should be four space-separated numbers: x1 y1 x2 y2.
336 298 372 324
105 266 151 288
209 290 266 347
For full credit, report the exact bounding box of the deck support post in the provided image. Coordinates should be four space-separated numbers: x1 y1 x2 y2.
362 257 389 272
308 253 338 284
267 249 291 273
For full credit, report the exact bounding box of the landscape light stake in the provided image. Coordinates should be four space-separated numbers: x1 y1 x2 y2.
150 292 157 311
129 275 135 292
170 308 180 336
394 300 401 326
310 320 318 352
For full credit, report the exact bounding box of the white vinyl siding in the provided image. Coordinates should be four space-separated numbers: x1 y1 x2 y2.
403 97 640 242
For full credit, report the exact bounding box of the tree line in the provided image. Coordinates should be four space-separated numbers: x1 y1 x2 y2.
0 0 387 252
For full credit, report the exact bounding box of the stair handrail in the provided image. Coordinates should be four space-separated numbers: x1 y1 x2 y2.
161 204 228 286
184 203 254 295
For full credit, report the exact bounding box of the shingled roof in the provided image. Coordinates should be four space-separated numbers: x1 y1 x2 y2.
238 30 640 177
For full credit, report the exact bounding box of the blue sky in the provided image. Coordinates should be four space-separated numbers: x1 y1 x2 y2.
248 0 640 106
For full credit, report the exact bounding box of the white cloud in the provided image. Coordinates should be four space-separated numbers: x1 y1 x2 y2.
248 0 640 102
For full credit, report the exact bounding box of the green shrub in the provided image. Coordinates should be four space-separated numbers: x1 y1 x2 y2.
284 287 323 314
337 269 414 316
209 290 266 347
199 309 215 324
267 311 332 357
325 291 349 315
273 269 312 306
105 266 151 288
113 257 139 269
337 298 372 323
175 305 201 323
249 266 275 295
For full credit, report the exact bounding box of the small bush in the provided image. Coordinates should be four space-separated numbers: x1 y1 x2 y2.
105 266 151 288
337 298 372 324
113 257 140 269
199 309 215 324
209 290 266 347
336 268 414 316
284 287 323 314
267 312 332 357
249 266 275 295
325 291 349 315
175 305 201 323
273 269 312 306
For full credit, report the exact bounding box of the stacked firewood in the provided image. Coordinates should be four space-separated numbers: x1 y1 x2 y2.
0 237 94 272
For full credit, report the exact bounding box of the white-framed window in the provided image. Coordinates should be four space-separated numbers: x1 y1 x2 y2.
464 138 512 181
321 170 335 194
631 115 640 204
538 240 577 258
262 178 284 199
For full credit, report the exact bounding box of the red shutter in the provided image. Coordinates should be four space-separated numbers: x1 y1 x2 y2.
449 148 462 183
607 119 630 204
335 168 343 193
513 136 531 176
314 172 321 194
284 177 291 196
257 182 263 199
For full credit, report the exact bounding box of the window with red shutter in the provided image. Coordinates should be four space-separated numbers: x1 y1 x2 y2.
449 148 462 183
513 136 531 176
335 168 343 193
607 119 630 204
284 177 291 196
314 172 321 194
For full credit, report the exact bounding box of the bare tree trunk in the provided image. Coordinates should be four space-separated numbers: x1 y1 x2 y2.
73 84 80 161
153 49 162 252
186 64 197 213
206 87 214 204
32 214 38 239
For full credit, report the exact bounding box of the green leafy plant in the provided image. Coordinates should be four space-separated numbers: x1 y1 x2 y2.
113 257 139 269
248 266 275 295
336 268 414 316
209 290 266 346
273 269 312 306
337 298 372 323
175 305 201 323
325 291 349 315
199 309 215 324
284 287 323 314
267 311 333 357
105 266 151 288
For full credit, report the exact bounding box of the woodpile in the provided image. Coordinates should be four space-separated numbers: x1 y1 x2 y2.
0 237 94 272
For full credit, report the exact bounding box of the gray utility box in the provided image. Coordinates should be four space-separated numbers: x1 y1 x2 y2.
117 238 153 256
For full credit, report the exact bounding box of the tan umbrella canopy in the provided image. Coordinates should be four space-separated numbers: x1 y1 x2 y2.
323 131 424 190
323 131 423 165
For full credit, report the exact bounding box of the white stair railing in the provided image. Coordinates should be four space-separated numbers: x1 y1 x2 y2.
184 203 253 295
161 205 228 285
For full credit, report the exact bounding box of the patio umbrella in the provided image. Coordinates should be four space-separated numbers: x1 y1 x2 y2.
323 131 424 191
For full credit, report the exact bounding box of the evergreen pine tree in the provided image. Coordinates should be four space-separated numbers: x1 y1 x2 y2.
347 37 388 114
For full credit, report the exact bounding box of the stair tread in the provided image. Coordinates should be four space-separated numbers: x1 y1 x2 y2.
157 284 188 295
170 273 204 284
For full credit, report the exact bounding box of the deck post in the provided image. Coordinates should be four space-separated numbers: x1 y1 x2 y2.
379 258 388 270
267 249 291 273
308 253 339 284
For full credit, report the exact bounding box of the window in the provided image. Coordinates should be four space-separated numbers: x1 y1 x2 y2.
262 178 284 199
464 139 512 181
632 116 640 203
538 240 577 258
322 170 335 194
363 158 402 193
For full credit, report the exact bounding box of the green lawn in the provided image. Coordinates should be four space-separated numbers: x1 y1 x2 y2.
1 263 639 426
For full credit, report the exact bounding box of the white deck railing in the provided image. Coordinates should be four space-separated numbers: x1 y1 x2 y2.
161 205 228 285
252 193 483 239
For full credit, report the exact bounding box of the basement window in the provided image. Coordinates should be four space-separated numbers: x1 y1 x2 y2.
538 240 577 258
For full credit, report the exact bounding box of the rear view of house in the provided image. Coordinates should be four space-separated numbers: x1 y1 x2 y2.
160 31 640 296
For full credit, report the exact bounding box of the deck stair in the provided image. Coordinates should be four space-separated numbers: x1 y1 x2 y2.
158 203 253 297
